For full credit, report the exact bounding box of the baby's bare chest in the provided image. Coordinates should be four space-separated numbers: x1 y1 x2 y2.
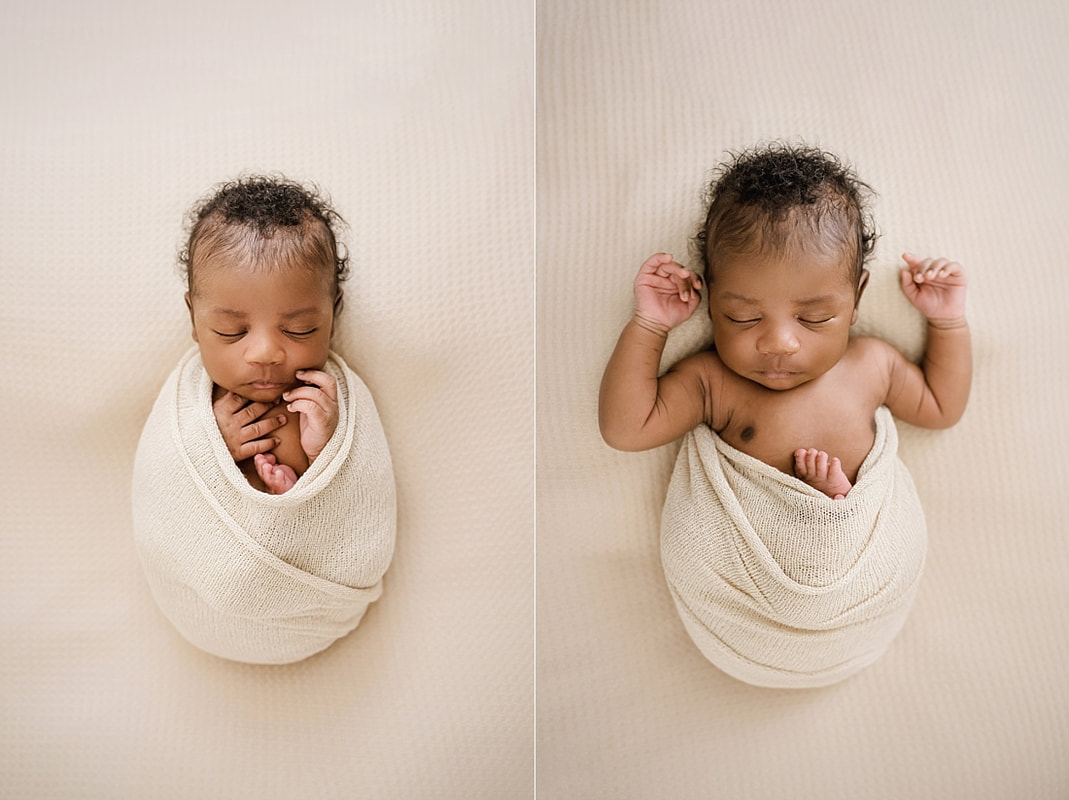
269 404 308 473
717 381 879 481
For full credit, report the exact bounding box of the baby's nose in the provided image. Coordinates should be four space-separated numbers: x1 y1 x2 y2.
757 326 800 355
244 334 285 365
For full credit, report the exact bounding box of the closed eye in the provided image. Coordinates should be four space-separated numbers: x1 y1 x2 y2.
213 330 245 340
800 317 834 326
725 316 760 325
285 329 317 338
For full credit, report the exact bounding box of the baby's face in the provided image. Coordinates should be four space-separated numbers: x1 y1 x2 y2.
708 249 863 391
187 260 337 403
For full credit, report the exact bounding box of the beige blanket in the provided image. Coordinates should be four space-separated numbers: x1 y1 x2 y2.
132 347 396 664
661 406 926 688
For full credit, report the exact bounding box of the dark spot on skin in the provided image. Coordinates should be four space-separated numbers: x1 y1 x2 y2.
740 426 755 442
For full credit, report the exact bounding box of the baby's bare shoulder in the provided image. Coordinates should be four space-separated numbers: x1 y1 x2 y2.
845 336 908 399
847 335 901 366
664 348 738 429
664 348 728 387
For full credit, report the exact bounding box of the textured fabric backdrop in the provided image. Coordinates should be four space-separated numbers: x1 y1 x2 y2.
537 1 1069 797
0 2 533 797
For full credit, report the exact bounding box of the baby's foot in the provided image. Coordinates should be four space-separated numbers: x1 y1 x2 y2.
254 453 298 495
794 448 852 500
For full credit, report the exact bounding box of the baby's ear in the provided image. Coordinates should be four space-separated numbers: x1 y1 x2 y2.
851 269 870 325
856 269 870 300
333 289 345 318
184 292 199 342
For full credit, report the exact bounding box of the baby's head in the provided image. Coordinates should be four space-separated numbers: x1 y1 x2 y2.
180 176 349 402
692 144 877 390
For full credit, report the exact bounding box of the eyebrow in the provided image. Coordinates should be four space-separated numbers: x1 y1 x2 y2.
280 307 322 320
719 292 837 306
208 306 321 319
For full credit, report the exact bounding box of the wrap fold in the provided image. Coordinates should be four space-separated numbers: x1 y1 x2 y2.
660 406 926 688
133 348 395 664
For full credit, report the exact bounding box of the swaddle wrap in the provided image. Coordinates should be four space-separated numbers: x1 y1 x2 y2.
661 406 926 689
132 347 395 664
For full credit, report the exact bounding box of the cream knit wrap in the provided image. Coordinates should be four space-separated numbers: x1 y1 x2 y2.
132 348 396 664
661 406 926 689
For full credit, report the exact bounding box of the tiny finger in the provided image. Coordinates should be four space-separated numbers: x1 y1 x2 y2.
295 370 337 401
286 398 328 420
640 253 675 274
283 386 331 407
236 401 273 425
238 437 279 461
245 414 286 440
213 391 245 413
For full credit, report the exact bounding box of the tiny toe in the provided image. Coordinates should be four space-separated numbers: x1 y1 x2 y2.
814 450 828 475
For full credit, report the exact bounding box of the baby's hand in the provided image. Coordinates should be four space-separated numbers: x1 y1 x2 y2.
282 369 339 464
253 453 298 495
212 392 287 462
632 253 703 334
899 253 967 326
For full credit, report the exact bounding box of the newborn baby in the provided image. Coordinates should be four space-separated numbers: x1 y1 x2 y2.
599 143 972 686
132 176 396 664
181 177 348 494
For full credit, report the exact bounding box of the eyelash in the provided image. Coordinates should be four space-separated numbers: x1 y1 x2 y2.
724 317 833 326
213 329 317 340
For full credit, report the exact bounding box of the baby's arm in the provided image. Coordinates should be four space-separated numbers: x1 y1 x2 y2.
884 254 972 428
599 253 710 451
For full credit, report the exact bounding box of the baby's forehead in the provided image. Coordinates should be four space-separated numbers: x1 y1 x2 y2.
711 249 857 296
190 253 337 307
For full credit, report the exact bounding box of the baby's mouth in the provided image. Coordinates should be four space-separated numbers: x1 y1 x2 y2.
240 377 297 399
754 368 803 389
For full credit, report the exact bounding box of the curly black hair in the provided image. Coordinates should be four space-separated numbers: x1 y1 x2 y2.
179 175 350 301
692 143 877 285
